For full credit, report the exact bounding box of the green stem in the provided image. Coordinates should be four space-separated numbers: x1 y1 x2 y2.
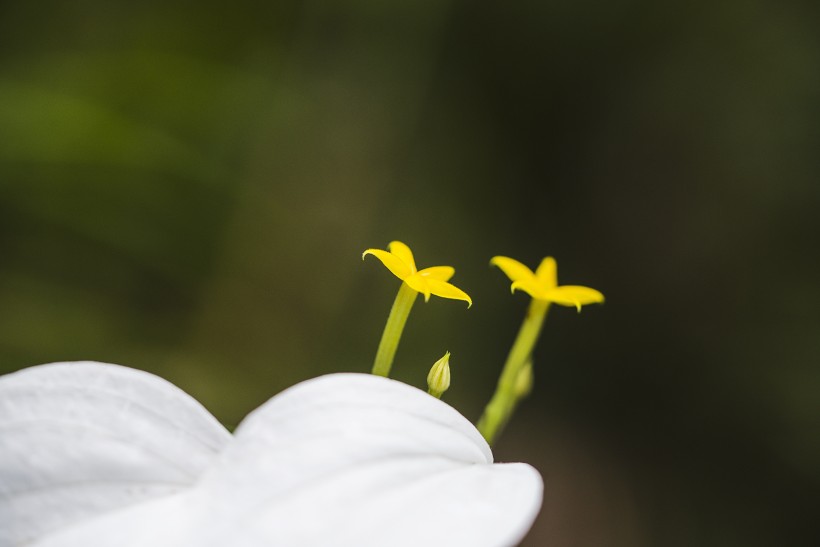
372 281 418 377
477 299 549 445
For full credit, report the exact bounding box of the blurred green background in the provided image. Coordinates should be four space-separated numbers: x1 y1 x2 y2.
1 0 818 545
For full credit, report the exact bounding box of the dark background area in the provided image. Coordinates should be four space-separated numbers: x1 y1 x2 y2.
1 1 818 545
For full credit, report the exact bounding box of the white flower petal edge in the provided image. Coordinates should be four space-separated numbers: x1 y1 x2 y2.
205 373 543 546
5 365 543 547
0 361 232 547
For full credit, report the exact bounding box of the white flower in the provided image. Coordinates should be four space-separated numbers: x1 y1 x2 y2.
0 362 542 547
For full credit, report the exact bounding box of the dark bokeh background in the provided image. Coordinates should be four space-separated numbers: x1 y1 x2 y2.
1 1 819 545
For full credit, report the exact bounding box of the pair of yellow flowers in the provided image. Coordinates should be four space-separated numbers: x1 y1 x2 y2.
363 240 604 310
363 240 604 444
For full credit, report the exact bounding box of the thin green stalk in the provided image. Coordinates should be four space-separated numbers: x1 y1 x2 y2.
477 299 549 445
372 282 418 377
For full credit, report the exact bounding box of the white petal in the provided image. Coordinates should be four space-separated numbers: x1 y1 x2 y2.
0 361 231 546
35 373 542 547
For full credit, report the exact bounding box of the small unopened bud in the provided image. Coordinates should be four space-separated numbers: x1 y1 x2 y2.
427 351 451 399
514 359 533 399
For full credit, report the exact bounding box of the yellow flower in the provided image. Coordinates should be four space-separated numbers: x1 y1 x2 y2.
363 241 472 307
491 256 604 311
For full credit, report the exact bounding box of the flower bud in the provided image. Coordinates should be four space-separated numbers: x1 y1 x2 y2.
514 359 533 399
427 351 451 399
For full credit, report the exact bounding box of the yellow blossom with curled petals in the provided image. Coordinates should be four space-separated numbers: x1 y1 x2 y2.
490 256 603 311
364 241 472 306
363 241 471 378
478 255 603 445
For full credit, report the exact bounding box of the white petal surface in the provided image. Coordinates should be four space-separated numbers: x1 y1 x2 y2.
34 373 543 547
0 361 231 547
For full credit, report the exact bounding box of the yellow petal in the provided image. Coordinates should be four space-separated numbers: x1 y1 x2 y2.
544 285 605 311
362 248 412 280
426 279 472 308
510 278 547 300
388 241 417 273
490 256 536 284
417 266 455 282
404 274 432 302
535 257 557 290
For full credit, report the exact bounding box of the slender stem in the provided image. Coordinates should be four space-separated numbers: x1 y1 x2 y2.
477 299 549 445
372 281 418 377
